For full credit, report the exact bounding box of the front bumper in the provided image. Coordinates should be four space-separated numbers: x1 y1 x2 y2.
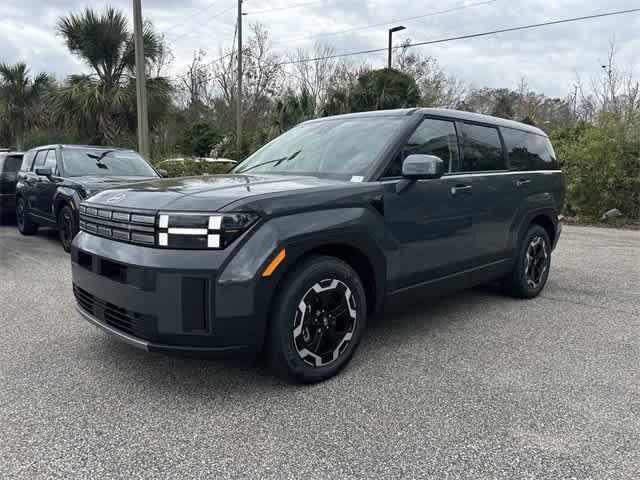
71 232 272 355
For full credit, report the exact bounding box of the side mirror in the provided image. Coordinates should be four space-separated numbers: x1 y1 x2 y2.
158 169 169 178
402 154 445 180
35 167 53 178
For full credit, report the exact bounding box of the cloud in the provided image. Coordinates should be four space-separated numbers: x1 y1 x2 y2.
0 0 637 98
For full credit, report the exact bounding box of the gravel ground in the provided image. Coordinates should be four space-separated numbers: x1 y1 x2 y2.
0 224 638 479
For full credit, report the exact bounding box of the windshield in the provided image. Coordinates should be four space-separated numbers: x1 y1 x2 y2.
234 116 407 177
62 148 158 178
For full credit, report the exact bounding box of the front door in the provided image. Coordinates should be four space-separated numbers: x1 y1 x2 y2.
380 117 475 292
35 149 59 221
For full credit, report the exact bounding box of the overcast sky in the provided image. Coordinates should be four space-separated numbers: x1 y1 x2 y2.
1 0 638 98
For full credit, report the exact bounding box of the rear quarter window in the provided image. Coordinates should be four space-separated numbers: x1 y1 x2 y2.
503 128 558 170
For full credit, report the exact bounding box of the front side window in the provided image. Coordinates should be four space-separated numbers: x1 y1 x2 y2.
43 150 57 173
61 148 159 178
20 151 35 172
461 124 505 172
383 118 460 177
33 150 46 169
234 117 407 178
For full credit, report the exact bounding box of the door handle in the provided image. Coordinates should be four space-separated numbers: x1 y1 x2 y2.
516 178 531 187
451 184 472 195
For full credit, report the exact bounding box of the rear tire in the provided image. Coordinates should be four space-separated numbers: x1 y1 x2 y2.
16 197 38 235
266 255 367 383
503 224 551 299
57 205 76 253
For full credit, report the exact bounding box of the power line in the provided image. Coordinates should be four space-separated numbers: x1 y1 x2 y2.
271 0 498 46
167 3 236 42
244 1 325 15
267 8 640 67
166 1 224 38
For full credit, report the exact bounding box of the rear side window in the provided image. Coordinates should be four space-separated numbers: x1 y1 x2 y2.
2 155 22 173
461 123 505 172
503 128 558 170
383 118 460 177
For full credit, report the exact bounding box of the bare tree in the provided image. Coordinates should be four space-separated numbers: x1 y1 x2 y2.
149 32 175 78
212 23 284 131
177 49 214 118
290 43 337 114
396 40 465 108
575 38 640 128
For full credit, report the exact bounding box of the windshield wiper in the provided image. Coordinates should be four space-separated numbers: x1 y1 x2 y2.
236 150 301 174
86 150 115 169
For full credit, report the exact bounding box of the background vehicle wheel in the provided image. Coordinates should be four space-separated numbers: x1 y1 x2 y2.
503 224 551 299
266 255 367 384
16 198 38 235
57 205 76 252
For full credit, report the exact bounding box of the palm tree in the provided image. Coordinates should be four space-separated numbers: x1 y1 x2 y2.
0 63 50 149
53 7 171 145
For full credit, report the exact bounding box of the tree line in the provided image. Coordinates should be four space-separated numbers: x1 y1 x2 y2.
0 7 638 222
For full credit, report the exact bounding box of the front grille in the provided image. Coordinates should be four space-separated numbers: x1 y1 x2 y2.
73 284 157 340
79 204 156 246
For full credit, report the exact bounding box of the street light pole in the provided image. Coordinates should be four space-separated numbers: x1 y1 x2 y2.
236 0 243 159
388 25 406 69
133 0 150 159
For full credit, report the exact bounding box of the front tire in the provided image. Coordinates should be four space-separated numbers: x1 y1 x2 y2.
57 205 76 253
503 224 551 299
16 198 38 235
266 255 367 383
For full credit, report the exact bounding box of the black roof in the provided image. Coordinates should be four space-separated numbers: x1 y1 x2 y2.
304 107 547 137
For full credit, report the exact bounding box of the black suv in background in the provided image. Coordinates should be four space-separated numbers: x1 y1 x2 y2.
0 151 23 223
16 145 164 251
71 108 565 383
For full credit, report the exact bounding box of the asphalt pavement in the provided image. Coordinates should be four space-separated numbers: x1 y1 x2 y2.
0 224 638 479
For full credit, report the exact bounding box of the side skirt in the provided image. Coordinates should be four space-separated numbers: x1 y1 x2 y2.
386 258 513 305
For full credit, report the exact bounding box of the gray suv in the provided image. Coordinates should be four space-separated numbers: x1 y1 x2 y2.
71 108 565 383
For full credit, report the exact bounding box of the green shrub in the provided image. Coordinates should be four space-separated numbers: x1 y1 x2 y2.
177 121 221 157
551 116 640 220
161 158 235 178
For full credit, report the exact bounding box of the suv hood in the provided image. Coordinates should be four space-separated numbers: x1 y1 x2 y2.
75 175 158 192
85 174 348 212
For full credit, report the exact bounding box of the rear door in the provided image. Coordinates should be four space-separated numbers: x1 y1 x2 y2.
381 116 475 291
459 122 515 266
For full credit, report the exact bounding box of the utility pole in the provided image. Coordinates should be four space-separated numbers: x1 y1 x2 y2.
236 0 243 159
133 0 150 159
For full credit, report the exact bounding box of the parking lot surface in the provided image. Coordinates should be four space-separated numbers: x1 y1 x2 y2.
0 224 638 479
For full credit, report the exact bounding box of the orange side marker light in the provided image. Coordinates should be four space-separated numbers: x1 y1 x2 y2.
262 249 286 277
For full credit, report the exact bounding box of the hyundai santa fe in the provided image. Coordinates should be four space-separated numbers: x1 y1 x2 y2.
71 108 565 383
15 145 164 251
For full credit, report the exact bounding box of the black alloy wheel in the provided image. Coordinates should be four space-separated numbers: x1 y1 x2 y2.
16 198 38 235
503 224 551 299
293 278 357 368
58 206 75 252
524 235 549 289
266 255 367 383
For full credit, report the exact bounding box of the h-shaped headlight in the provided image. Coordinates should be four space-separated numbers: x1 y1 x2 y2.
156 212 258 249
